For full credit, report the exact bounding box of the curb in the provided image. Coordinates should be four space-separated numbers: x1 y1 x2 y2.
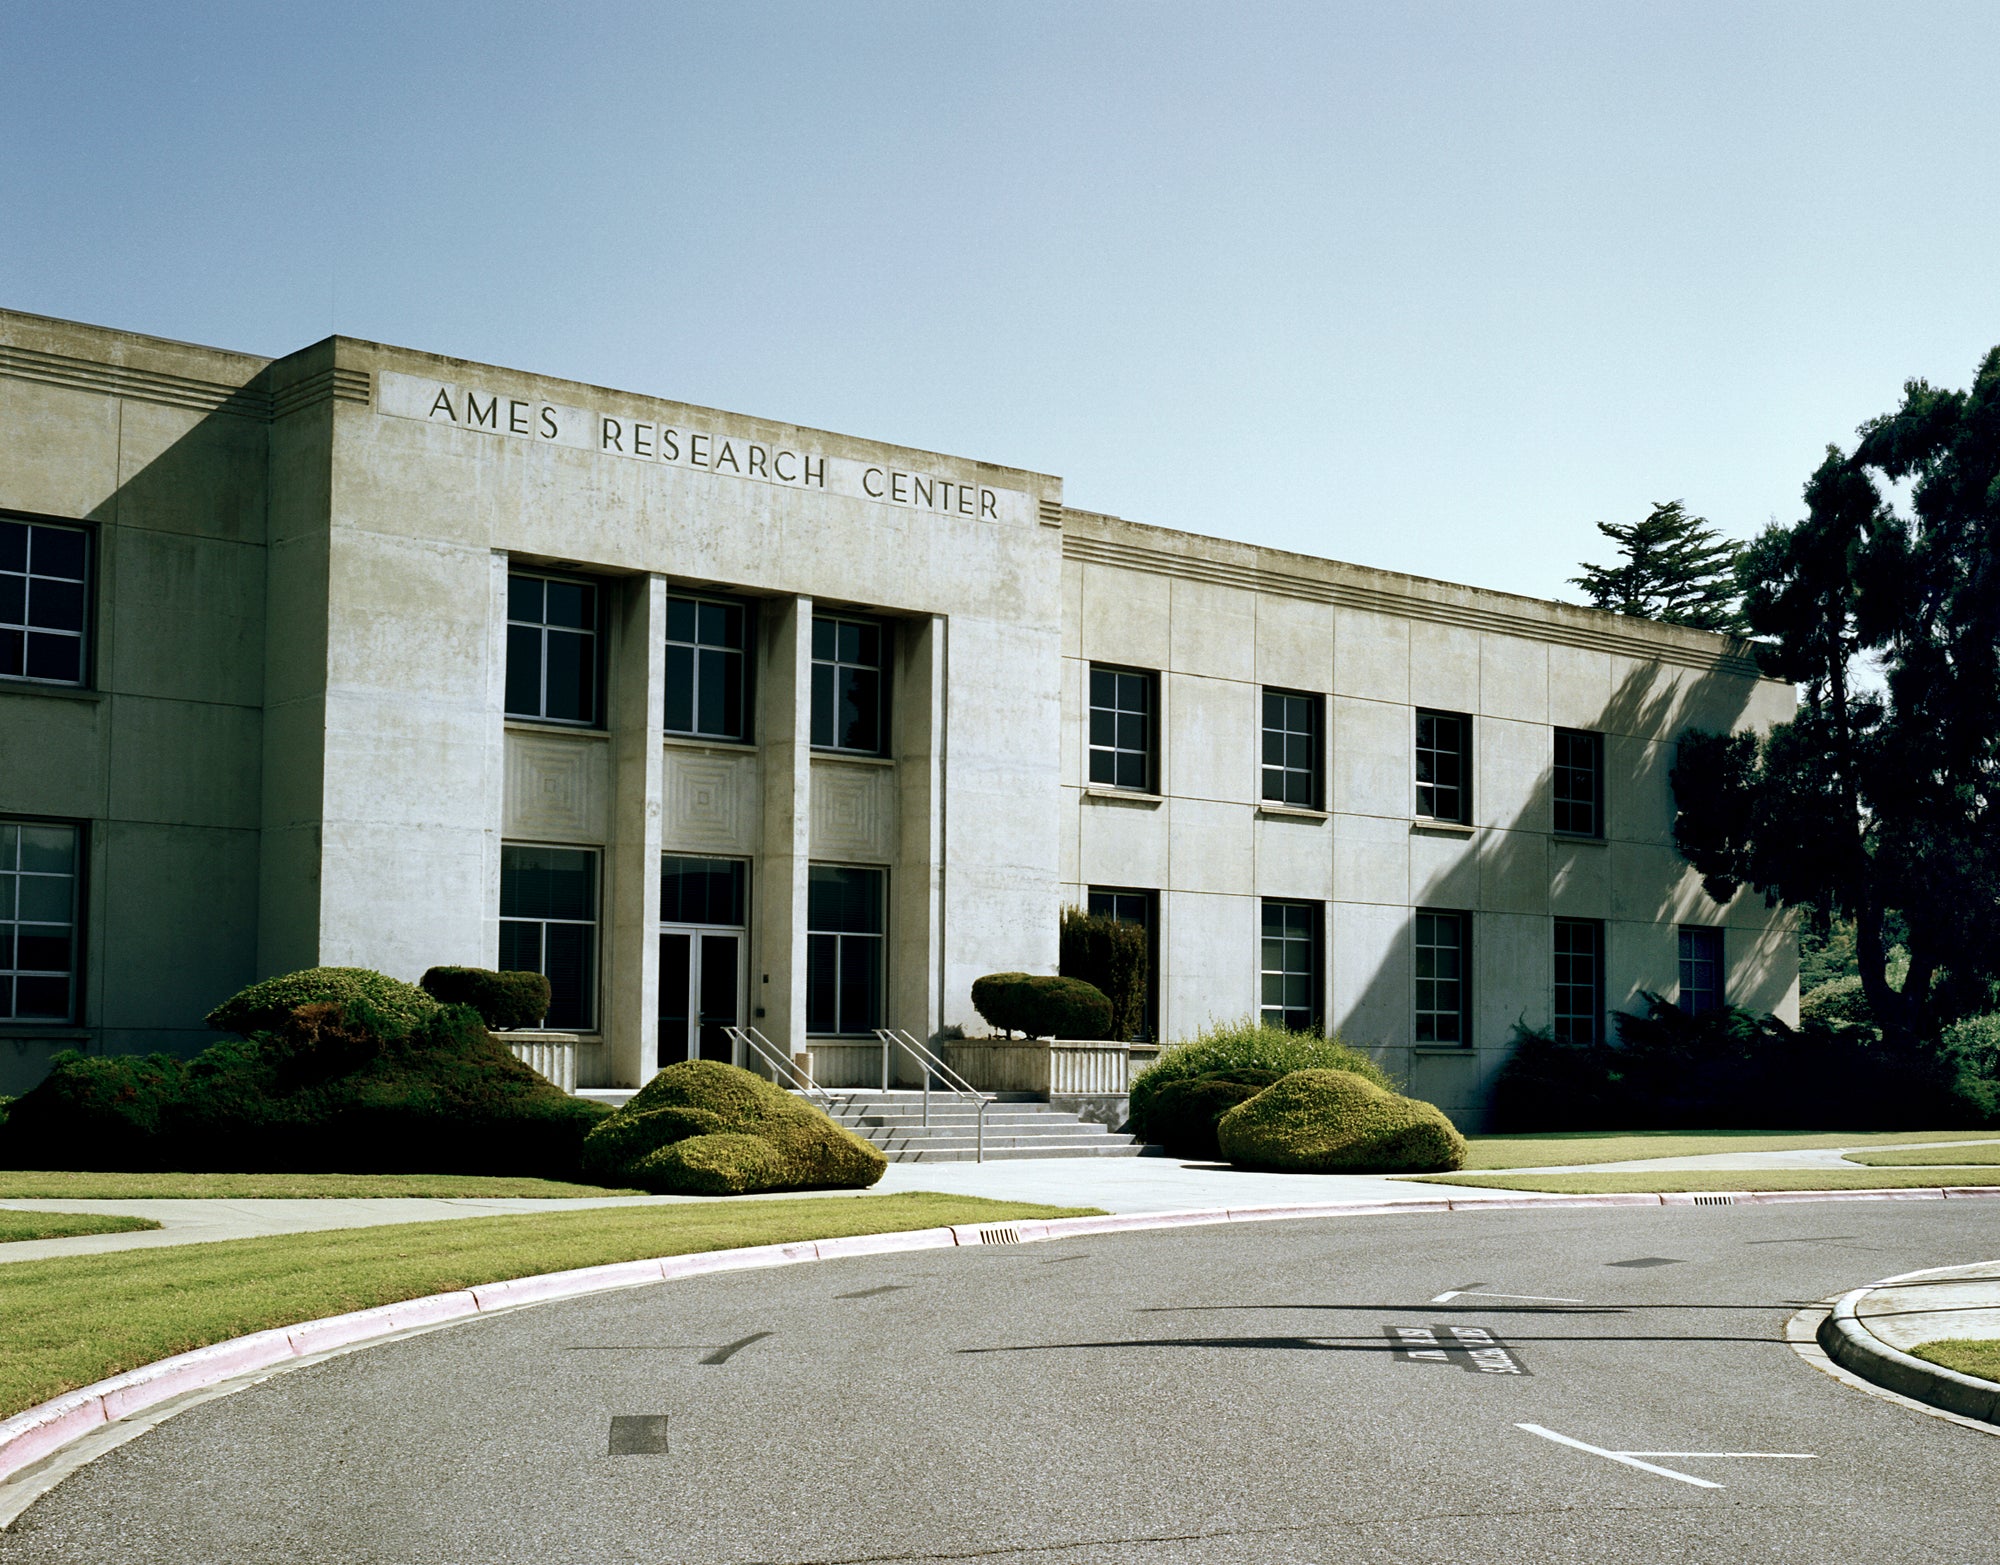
1816 1264 2000 1426
3 1181 1993 1500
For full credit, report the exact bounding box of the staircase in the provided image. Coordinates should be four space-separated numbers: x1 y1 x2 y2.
820 1091 1148 1162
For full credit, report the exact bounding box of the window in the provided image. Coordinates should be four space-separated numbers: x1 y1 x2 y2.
1260 899 1322 1032
1415 711 1469 822
665 594 749 741
506 572 600 725
1262 690 1323 808
1088 665 1155 791
1415 910 1469 1044
499 845 598 1030
1 518 88 686
1679 926 1724 1016
1553 918 1604 1044
1088 886 1158 1041
0 822 80 1022
807 866 884 1034
660 854 746 926
1553 729 1604 837
811 615 886 754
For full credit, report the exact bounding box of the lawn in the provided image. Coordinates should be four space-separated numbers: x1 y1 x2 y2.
1457 1129 1999 1171
1399 1168 2000 1194
0 1192 1094 1420
0 1211 160 1244
0 1172 644 1199
1912 1339 2000 1384
1845 1144 2000 1167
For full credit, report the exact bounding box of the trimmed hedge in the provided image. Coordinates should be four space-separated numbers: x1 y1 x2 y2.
420 967 552 1031
581 1060 886 1196
970 973 1113 1039
1128 1021 1392 1143
1143 1068 1286 1160
1059 909 1149 1041
207 967 438 1036
1216 1070 1467 1173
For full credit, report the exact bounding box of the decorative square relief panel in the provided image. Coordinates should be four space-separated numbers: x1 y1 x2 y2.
504 732 608 842
664 748 760 855
811 759 897 861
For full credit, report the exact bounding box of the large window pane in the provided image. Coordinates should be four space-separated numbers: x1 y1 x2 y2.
1259 899 1321 1031
666 593 749 741
1416 711 1469 823
806 865 885 1034
1088 664 1154 791
810 614 887 755
1679 926 1723 1015
660 855 746 926
1554 729 1604 837
1415 910 1468 1044
1 820 79 1022
0 519 89 688
1553 918 1604 1043
499 845 598 1029
1261 690 1322 808
505 571 600 725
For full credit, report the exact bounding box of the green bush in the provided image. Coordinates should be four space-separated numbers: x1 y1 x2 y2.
1941 1014 2000 1120
2 982 609 1177
581 1060 886 1195
1216 1070 1467 1172
969 973 1113 1039
1800 976 1873 1031
1059 909 1149 1041
1128 1020 1392 1142
207 967 439 1037
1143 1068 1286 1159
419 967 552 1031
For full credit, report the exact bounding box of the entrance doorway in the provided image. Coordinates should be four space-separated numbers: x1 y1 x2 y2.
658 855 750 1066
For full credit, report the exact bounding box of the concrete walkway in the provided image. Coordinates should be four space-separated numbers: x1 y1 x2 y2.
1816 1259 2000 1426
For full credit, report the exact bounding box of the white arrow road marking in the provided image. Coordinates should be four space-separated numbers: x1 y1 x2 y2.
1431 1290 1585 1304
1516 1424 1724 1488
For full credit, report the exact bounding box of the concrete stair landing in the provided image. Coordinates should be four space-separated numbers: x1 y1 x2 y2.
819 1091 1147 1162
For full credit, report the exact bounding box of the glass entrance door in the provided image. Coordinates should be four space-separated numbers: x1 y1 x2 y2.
658 929 742 1064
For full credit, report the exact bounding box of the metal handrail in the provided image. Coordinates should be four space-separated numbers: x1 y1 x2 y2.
724 1025 837 1114
872 1027 996 1162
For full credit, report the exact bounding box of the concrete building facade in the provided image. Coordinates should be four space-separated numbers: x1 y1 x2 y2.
0 310 1797 1121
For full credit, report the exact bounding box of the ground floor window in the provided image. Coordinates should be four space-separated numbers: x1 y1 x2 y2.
1415 910 1469 1044
0 820 79 1022
1679 926 1723 1016
1087 885 1158 1041
499 844 598 1030
1260 898 1322 1032
1553 918 1604 1044
807 864 884 1035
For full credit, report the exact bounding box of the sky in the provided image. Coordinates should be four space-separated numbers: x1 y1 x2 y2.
4 1 1997 604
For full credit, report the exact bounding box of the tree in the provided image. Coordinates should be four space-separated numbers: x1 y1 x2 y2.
1571 500 1746 632
1670 348 2000 1045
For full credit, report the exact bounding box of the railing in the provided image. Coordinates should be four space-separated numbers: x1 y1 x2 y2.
873 1027 996 1162
723 1025 838 1114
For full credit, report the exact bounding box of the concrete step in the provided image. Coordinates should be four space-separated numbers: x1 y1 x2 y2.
809 1088 1150 1163
879 1142 1148 1162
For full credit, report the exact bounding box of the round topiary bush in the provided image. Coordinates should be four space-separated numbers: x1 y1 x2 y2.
419 967 552 1031
207 967 439 1037
1128 1021 1392 1142
1215 1069 1466 1173
1143 1068 1285 1159
581 1060 886 1195
970 973 1113 1038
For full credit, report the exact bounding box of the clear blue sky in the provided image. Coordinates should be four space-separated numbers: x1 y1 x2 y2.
5 2 1996 602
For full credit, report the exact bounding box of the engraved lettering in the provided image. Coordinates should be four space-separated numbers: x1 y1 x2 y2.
428 388 456 420
862 466 885 498
913 475 933 508
539 407 559 439
804 455 824 487
690 433 710 467
774 449 797 482
466 393 499 429
891 471 909 504
662 427 680 461
958 484 974 514
633 422 653 458
601 417 624 452
748 443 769 476
714 440 740 473
509 400 530 434
980 488 998 519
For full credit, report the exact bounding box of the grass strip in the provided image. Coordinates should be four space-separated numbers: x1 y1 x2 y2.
0 1212 160 1244
1398 1168 2000 1194
1458 1129 1996 1170
1845 1144 2000 1166
0 1172 644 1199
1911 1339 2000 1384
0 1192 1093 1420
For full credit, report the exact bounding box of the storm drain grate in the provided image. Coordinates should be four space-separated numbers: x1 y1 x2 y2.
978 1226 1022 1245
1691 1194 1736 1207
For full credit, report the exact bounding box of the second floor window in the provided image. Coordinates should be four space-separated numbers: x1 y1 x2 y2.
1415 710 1469 823
1262 690 1322 808
1553 728 1603 836
666 594 749 741
811 615 886 754
506 572 600 725
1 518 88 686
1088 665 1155 791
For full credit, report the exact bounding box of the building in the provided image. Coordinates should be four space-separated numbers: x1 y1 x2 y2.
0 309 1797 1121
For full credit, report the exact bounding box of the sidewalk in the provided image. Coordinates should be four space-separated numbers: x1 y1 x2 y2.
1817 1260 2000 1426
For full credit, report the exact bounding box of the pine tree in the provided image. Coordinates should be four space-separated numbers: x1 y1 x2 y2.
1571 500 1745 633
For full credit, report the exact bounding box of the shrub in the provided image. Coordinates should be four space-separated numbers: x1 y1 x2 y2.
1143 1068 1286 1159
581 1060 886 1195
969 973 1113 1039
1941 1014 2000 1121
1485 1024 1621 1133
1059 909 1149 1041
1216 1070 1467 1172
1128 1020 1392 1142
1800 976 1873 1031
420 967 552 1031
207 967 438 1037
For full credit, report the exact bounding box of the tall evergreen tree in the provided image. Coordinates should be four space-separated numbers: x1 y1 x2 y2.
1571 500 1746 632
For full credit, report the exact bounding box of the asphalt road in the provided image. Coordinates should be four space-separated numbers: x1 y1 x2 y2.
7 1202 2000 1564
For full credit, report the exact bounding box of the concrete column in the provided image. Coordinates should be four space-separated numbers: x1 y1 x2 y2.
755 595 812 1060
605 573 666 1086
891 615 946 1079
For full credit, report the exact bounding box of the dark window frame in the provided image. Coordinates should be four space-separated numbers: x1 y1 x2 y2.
659 854 749 928
665 591 753 744
1414 908 1471 1045
498 842 601 1031
1261 689 1324 810
1679 925 1724 1016
1087 885 1159 1042
1415 709 1471 824
0 512 93 690
1553 917 1605 1044
806 862 887 1036
810 613 890 756
1553 728 1605 838
0 815 84 1025
1088 664 1158 793
1259 898 1324 1032
505 568 606 728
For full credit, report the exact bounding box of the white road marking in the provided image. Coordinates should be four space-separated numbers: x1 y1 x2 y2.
1431 1289 1585 1304
1621 1452 1817 1460
1516 1424 1724 1488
